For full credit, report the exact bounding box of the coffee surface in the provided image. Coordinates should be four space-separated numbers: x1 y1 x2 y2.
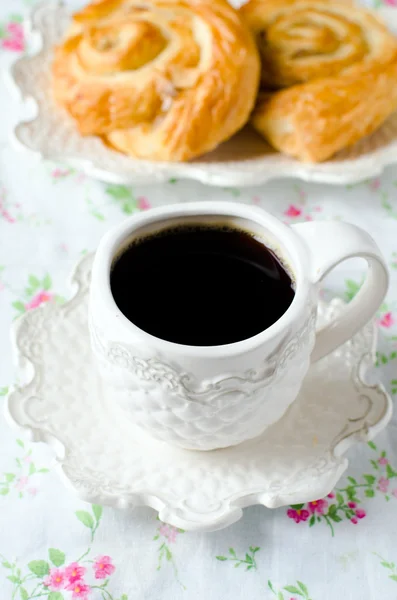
110 224 295 346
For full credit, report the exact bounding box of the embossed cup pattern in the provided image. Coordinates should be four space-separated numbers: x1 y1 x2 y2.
89 306 317 450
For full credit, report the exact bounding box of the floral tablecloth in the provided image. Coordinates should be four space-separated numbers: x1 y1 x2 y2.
1 1 397 599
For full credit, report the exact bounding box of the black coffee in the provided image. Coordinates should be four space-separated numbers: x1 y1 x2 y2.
110 223 295 346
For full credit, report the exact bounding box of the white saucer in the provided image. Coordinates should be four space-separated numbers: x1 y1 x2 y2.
6 2 397 187
5 255 392 532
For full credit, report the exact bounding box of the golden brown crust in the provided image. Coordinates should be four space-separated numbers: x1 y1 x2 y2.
241 0 397 162
52 0 260 161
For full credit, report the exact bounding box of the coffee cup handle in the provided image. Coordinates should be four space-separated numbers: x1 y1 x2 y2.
291 221 389 363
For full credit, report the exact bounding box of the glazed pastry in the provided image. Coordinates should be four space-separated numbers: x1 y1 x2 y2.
52 0 260 162
241 0 397 162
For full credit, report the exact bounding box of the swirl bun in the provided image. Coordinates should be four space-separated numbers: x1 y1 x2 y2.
52 0 260 161
241 0 397 162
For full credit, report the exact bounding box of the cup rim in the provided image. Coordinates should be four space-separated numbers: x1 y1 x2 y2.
91 201 311 358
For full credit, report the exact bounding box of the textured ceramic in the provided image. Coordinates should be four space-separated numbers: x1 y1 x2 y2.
89 202 388 450
6 1 397 187
5 254 392 532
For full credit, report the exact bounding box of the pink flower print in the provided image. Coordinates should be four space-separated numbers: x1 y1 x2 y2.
0 208 16 223
65 563 86 585
1 37 24 52
159 524 178 543
327 492 335 498
287 508 310 523
308 499 328 515
252 195 261 205
355 508 366 519
137 196 151 211
384 0 397 5
15 476 28 491
93 555 115 579
378 312 394 328
23 454 32 463
2 22 25 53
378 476 390 493
66 581 91 600
351 517 358 525
392 489 397 499
44 568 65 591
52 168 71 179
378 456 389 465
7 23 24 38
25 291 53 311
368 178 381 191
284 205 302 218
348 502 357 509
76 172 87 184
27 487 38 497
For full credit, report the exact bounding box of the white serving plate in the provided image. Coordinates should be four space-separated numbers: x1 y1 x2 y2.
6 2 397 187
5 254 392 532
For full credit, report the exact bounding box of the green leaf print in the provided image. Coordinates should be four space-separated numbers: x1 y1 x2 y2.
375 553 397 582
9 14 23 23
215 546 260 570
12 301 25 313
268 579 312 600
298 581 309 596
48 593 63 600
92 504 103 523
43 274 52 291
19 587 28 600
284 585 302 594
344 279 362 302
364 475 376 485
76 510 94 529
106 184 132 199
105 184 137 214
28 560 50 577
49 548 65 567
28 275 40 288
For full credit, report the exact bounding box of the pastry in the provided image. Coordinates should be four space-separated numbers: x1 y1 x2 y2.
241 0 397 162
52 0 260 162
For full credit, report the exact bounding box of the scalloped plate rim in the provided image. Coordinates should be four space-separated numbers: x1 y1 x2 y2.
5 2 397 187
4 254 393 532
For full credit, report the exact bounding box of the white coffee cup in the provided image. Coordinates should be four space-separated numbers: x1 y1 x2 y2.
89 201 388 451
